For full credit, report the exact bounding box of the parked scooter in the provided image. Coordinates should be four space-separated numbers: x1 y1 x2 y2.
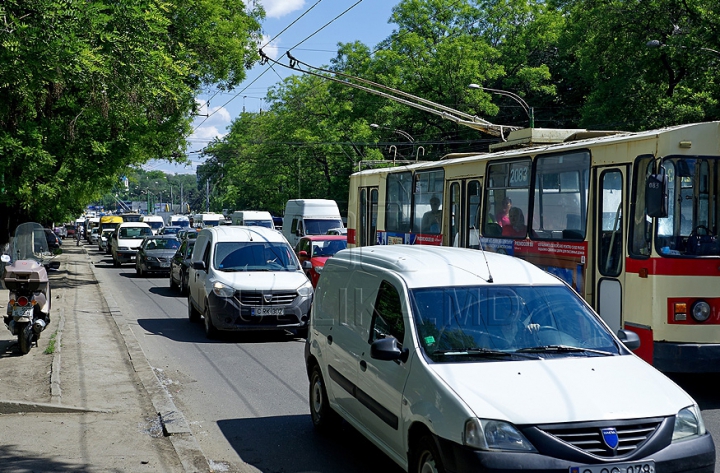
1 222 59 354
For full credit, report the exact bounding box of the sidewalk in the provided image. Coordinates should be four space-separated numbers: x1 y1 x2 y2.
0 243 209 472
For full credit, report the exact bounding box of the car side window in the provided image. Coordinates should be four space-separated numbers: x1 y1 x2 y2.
202 242 211 269
369 280 405 347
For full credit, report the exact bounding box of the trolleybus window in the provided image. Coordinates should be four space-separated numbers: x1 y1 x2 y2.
484 160 530 238
655 156 719 257
630 156 655 257
599 170 623 276
414 170 444 234
532 152 590 240
386 172 412 233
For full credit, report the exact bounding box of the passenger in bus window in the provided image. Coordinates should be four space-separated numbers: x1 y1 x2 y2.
502 207 527 237
421 196 442 234
496 197 512 227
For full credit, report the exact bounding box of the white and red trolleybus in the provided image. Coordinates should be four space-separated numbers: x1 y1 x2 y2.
348 121 720 372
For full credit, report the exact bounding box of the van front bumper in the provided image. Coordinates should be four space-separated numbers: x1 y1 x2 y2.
115 250 138 263
439 431 715 473
207 292 311 332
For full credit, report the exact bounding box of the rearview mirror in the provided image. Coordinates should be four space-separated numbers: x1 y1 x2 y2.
617 329 641 351
646 168 668 218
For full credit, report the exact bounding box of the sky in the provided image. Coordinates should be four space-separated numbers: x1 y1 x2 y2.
145 0 400 175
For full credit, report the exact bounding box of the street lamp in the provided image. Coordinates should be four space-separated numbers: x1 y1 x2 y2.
370 123 415 143
468 83 534 128
646 39 720 57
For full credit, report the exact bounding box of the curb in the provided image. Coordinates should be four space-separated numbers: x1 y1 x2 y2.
85 248 211 472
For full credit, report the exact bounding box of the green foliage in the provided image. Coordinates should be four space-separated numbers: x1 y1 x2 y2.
0 0 262 242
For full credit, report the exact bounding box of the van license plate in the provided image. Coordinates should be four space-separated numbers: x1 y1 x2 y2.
252 307 283 316
570 461 654 473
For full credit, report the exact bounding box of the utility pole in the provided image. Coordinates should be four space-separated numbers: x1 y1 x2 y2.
206 179 210 212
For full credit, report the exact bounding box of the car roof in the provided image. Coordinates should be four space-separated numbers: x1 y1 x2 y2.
328 245 562 289
146 234 178 239
301 235 347 241
201 225 286 243
118 222 151 228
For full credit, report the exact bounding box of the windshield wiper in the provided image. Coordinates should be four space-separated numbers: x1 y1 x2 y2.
432 348 538 359
515 345 615 356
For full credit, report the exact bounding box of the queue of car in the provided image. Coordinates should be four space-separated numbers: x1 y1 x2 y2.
77 204 715 473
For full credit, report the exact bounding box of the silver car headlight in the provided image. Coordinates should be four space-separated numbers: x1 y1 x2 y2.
673 405 706 442
297 280 314 297
212 281 235 298
314 265 324 273
464 418 536 452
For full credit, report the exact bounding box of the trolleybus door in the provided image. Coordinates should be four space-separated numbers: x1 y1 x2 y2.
593 166 628 334
448 179 482 249
358 187 378 246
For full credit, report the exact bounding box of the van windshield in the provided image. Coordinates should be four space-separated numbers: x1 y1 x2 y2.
305 219 343 235
410 285 619 362
244 220 273 228
214 242 299 272
120 227 153 239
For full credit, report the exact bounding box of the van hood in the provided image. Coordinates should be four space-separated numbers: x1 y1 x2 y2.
118 239 144 249
428 355 693 424
214 270 309 291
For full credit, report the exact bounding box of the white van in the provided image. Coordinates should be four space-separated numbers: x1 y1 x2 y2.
187 226 313 338
192 212 223 228
170 215 190 228
141 215 165 234
305 246 715 473
230 210 274 229
282 199 343 247
110 222 153 266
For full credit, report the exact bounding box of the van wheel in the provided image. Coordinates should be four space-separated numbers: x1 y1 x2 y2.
188 297 201 323
113 256 120 267
309 365 338 431
203 306 218 339
414 435 445 473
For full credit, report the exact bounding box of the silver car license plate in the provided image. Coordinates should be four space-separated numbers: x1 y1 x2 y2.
570 461 655 473
252 307 283 316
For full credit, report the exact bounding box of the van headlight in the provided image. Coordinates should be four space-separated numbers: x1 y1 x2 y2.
464 418 536 452
297 280 314 297
673 405 706 442
212 281 235 298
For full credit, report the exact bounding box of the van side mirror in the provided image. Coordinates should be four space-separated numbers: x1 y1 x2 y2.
646 169 668 218
192 261 206 271
371 337 409 363
617 329 641 351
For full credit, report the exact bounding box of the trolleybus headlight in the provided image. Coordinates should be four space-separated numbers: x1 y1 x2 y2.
691 301 711 322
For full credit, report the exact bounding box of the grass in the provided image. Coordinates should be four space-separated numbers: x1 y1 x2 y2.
44 331 58 355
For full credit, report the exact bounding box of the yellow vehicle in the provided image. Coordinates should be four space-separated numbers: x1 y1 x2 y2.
98 216 123 251
347 121 720 372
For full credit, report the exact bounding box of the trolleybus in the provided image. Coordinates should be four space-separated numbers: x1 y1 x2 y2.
347 121 720 372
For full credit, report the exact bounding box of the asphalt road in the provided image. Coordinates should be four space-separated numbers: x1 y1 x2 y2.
88 245 403 473
86 244 720 473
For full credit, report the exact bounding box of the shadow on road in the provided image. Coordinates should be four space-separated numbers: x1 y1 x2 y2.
217 414 403 473
136 317 304 345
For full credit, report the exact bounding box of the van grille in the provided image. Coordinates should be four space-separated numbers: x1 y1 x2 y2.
541 420 660 457
240 292 297 306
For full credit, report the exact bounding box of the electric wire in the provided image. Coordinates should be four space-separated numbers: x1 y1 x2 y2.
260 0 324 50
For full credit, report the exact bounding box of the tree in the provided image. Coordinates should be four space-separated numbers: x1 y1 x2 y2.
0 0 263 243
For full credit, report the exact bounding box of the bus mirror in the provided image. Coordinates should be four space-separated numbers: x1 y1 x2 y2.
646 169 668 218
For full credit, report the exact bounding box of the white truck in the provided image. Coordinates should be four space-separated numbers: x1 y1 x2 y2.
141 215 165 234
282 199 343 248
230 210 274 229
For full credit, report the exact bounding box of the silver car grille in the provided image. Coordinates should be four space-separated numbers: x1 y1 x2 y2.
541 420 661 457
240 292 297 306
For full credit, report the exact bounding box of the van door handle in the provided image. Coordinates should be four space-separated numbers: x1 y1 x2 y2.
359 360 367 371
327 335 333 345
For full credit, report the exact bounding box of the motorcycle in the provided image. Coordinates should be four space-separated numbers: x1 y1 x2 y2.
1 222 60 354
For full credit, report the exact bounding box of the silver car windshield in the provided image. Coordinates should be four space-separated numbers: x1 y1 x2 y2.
214 242 299 272
410 285 619 362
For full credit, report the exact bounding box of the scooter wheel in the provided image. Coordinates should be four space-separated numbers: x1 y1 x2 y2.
17 323 32 354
